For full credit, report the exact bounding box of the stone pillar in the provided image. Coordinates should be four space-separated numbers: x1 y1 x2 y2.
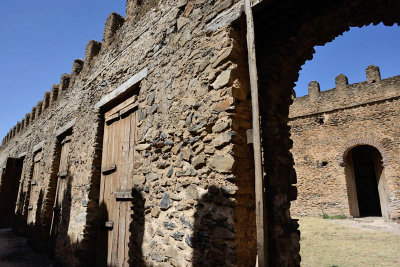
308 81 320 102
366 65 381 83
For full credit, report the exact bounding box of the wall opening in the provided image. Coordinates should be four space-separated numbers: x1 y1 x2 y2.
351 145 381 216
251 0 400 265
0 157 24 228
345 145 389 218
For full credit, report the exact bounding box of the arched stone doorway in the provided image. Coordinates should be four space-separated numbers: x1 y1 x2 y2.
247 0 400 265
344 145 390 219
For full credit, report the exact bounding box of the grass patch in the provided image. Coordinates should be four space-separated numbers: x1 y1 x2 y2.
322 212 347 220
298 217 400 267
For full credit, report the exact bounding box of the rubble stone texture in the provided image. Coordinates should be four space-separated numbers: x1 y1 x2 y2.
0 0 399 266
290 67 400 220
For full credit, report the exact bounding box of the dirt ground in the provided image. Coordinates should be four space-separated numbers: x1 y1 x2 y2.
0 228 52 267
298 216 400 267
1 218 399 266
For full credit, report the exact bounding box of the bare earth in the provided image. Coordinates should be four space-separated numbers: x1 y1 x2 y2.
1 219 399 266
0 228 52 267
298 217 400 267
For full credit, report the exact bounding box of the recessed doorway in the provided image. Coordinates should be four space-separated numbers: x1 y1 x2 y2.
345 145 389 219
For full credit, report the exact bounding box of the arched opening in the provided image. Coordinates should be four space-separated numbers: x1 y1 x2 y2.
345 145 389 219
249 0 400 265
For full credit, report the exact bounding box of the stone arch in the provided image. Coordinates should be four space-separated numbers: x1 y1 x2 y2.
249 1 400 265
338 138 390 167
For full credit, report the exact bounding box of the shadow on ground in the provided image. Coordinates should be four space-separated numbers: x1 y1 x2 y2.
0 228 53 267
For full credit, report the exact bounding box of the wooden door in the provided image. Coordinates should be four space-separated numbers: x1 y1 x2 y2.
373 151 390 219
345 153 360 218
99 95 138 266
49 136 72 238
27 150 42 225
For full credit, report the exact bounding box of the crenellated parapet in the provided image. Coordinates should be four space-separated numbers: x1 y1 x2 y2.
103 13 125 45
24 113 30 128
72 59 84 76
0 11 126 148
50 84 59 106
366 65 381 83
84 40 102 67
290 65 400 118
59 74 71 94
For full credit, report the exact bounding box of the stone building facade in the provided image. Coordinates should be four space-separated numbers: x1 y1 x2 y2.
0 0 399 266
290 66 400 220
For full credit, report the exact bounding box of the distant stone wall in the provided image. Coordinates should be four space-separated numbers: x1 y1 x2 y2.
289 66 400 220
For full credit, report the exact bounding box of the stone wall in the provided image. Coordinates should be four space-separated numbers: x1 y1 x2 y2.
2 0 399 265
0 0 258 265
289 66 400 220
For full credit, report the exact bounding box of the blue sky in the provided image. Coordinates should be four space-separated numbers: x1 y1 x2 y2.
0 1 399 140
0 1 125 140
294 24 400 97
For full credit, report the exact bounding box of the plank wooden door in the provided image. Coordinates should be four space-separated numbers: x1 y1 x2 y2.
99 95 138 266
27 150 42 225
49 136 71 238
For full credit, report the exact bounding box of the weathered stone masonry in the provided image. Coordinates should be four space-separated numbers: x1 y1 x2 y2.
290 66 400 220
0 1 257 266
0 0 400 266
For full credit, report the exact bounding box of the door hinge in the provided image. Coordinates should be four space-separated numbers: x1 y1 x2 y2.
105 221 114 230
114 191 133 201
102 164 117 174
58 171 68 178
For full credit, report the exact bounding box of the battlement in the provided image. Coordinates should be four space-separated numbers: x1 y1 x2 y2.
1 8 127 147
290 65 400 118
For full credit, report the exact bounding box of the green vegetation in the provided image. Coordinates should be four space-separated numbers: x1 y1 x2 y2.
322 212 347 220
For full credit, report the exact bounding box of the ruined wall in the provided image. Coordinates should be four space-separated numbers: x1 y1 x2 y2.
0 0 258 266
289 66 400 220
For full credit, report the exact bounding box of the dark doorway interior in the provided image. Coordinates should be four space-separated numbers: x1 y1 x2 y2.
0 158 24 228
351 146 381 217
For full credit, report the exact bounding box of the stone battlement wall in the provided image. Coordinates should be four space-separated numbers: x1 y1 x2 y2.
289 66 400 220
0 1 262 265
0 11 128 148
289 65 400 118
